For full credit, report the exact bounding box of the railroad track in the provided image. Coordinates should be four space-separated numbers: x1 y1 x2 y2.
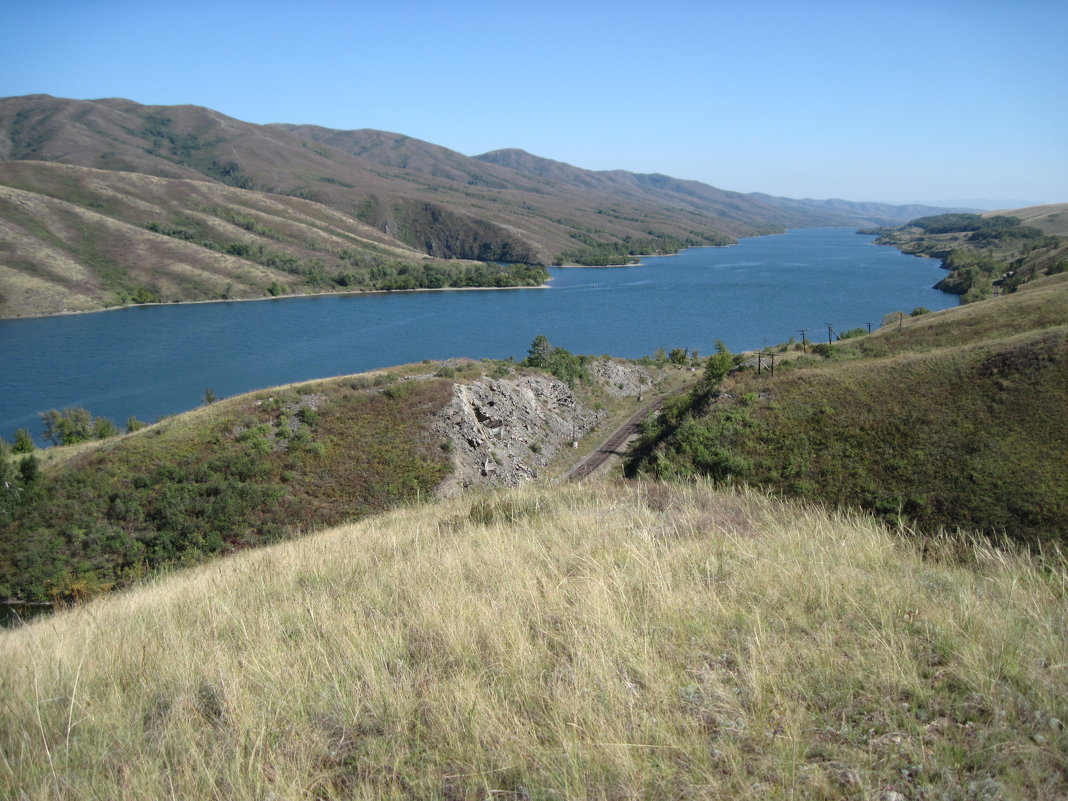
565 390 682 482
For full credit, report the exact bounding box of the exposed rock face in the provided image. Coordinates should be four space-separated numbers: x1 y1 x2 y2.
432 373 604 496
586 358 662 397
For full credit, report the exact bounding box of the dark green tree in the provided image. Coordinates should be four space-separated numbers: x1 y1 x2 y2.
41 408 93 446
12 429 34 454
701 340 733 386
93 417 120 439
18 455 40 484
39 408 119 446
525 335 554 368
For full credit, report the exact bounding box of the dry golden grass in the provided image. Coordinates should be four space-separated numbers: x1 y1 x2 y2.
2 480 1065 799
984 203 1068 237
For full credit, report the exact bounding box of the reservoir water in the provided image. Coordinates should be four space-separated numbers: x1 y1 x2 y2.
1 228 955 443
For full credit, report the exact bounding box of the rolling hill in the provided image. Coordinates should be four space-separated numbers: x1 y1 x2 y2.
986 202 1068 236
628 272 1068 547
0 159 511 317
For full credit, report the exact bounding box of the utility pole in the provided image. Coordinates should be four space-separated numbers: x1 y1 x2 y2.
866 322 872 334
825 323 835 345
757 349 763 374
768 352 775 376
798 328 809 354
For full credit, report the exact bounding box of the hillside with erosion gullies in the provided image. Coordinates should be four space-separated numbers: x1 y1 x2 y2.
862 206 1068 302
0 94 965 316
0 160 547 318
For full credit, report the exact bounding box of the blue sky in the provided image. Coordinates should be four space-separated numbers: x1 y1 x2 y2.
3 0 1065 206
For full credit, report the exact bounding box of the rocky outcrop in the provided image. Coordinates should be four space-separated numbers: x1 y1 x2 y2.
432 373 604 496
586 358 662 397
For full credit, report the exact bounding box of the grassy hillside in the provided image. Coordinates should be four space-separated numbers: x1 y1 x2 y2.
987 202 1068 236
0 356 678 604
0 369 457 602
2 480 1065 799
0 161 546 317
629 275 1068 546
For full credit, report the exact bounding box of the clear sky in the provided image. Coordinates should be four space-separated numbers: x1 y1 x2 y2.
2 0 1065 206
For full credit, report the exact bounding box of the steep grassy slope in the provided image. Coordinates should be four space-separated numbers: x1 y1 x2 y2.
2 480 1065 799
629 275 1068 546
848 272 1068 355
0 160 547 317
0 370 457 601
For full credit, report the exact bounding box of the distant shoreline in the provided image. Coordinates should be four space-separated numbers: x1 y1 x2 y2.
2 281 554 322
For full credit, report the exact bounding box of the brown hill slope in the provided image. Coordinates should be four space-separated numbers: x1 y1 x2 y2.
0 95 548 262
0 160 504 317
477 148 961 228
985 202 1068 236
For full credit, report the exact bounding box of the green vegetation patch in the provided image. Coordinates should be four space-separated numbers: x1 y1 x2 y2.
869 214 1068 302
556 231 731 266
0 377 455 602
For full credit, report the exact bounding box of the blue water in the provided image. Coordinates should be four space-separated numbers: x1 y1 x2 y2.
1 228 954 443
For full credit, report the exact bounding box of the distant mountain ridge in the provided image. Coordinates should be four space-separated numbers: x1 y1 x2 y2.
477 148 963 228
0 94 972 316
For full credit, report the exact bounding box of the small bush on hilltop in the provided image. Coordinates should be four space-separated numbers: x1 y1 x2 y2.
38 407 120 446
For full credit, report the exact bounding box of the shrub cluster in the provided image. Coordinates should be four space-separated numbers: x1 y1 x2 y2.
522 335 589 385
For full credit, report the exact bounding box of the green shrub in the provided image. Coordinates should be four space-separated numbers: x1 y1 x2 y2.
12 429 34 454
